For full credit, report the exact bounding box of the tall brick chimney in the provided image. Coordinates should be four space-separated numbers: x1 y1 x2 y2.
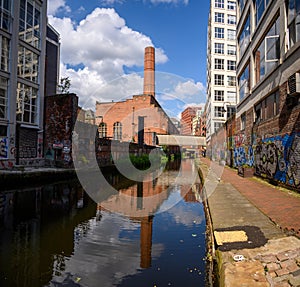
143 46 155 97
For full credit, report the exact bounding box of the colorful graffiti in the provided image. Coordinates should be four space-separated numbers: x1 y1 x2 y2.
234 145 254 167
255 133 300 189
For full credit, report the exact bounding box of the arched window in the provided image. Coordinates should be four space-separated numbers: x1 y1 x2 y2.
98 122 107 138
113 122 122 140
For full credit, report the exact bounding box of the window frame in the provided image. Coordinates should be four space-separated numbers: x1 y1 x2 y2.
215 0 225 9
214 74 224 86
215 58 224 70
215 42 224 54
215 27 225 39
215 12 224 23
214 90 225 101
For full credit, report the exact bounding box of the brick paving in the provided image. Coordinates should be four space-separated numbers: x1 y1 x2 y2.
256 246 300 286
201 158 300 238
198 158 300 286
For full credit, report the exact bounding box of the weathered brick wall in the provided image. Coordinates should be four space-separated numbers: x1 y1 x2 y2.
44 93 78 165
95 95 178 145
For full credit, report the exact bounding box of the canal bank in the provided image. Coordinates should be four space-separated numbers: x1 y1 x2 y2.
0 167 77 189
197 158 300 287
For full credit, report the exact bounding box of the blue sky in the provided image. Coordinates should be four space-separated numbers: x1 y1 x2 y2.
47 0 209 118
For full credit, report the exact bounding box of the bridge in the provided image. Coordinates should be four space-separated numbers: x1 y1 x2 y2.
156 135 206 147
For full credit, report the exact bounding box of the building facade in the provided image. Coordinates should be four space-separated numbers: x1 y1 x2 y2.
45 24 60 98
95 94 179 146
180 107 198 135
0 0 48 168
206 0 237 144
234 0 300 189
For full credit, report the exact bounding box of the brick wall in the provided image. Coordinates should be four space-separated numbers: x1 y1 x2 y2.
95 94 178 145
44 93 78 165
234 81 300 190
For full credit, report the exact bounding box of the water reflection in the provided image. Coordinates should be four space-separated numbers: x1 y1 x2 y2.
0 160 206 287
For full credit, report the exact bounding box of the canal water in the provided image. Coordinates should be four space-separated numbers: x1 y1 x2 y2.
0 160 207 287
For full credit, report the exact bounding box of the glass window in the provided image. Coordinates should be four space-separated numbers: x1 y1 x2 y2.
254 17 280 83
0 77 8 119
228 76 236 86
214 106 225 117
113 122 122 140
16 83 38 124
255 0 271 24
228 29 236 40
0 36 9 72
287 0 300 48
215 0 224 8
228 1 236 10
18 46 39 83
227 60 236 70
238 0 245 14
227 91 236 102
254 91 279 122
238 13 250 56
238 64 250 101
241 113 246 130
214 90 224 101
215 58 224 69
19 0 41 49
215 74 224 85
215 27 224 38
228 15 236 25
227 106 236 118
0 0 12 32
214 121 223 132
98 122 107 138
215 43 224 54
215 12 224 23
227 44 236 55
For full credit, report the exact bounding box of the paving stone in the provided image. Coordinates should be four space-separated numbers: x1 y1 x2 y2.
277 252 290 262
267 262 281 272
292 269 300 277
276 268 291 277
270 271 278 278
273 281 291 287
273 274 291 283
287 250 299 260
281 260 299 272
289 274 300 286
261 254 278 263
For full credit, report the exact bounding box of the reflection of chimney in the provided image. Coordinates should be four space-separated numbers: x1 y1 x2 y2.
140 216 153 269
143 46 155 97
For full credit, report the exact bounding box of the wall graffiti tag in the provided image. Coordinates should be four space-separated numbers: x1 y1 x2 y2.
233 145 254 167
255 133 300 189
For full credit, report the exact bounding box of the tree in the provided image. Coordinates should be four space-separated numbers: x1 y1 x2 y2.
58 77 71 94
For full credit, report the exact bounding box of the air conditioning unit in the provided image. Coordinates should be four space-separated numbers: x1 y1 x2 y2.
288 73 300 96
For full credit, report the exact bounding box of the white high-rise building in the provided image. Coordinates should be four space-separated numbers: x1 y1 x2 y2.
205 0 237 144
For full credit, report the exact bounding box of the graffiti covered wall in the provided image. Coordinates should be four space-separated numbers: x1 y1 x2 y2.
255 133 300 189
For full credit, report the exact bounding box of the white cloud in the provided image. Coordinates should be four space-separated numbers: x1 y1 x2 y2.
48 6 205 116
173 80 205 99
100 0 125 4
48 8 169 109
149 0 189 5
47 0 71 15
